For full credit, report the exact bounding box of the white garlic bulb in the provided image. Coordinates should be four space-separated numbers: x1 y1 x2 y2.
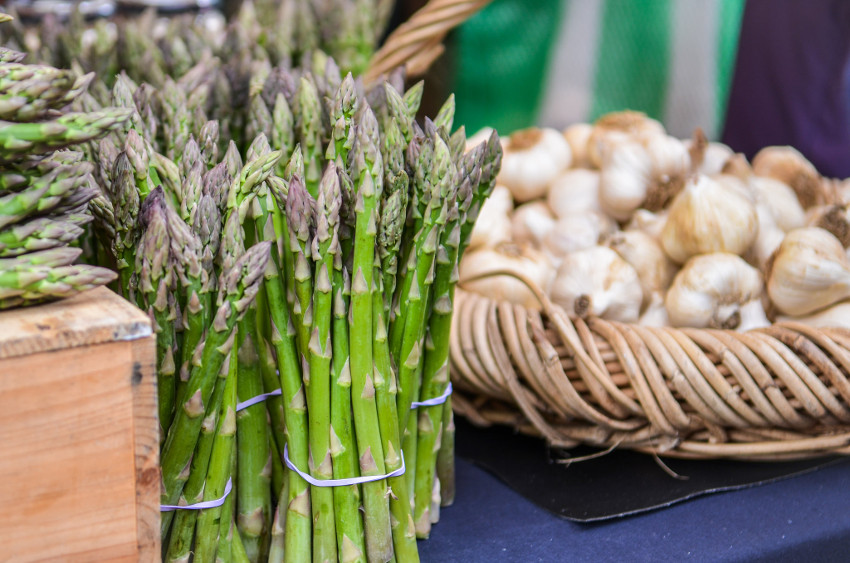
665 253 763 330
766 227 850 316
498 127 572 203
638 292 670 327
563 122 593 168
747 203 787 270
645 134 690 184
550 246 643 322
777 301 850 329
685 140 734 175
469 185 513 250
598 139 654 221
546 168 601 217
750 176 806 233
626 209 668 241
459 242 556 311
586 110 665 168
605 230 677 307
752 146 824 209
511 201 556 247
660 174 758 264
543 211 616 264
736 300 772 332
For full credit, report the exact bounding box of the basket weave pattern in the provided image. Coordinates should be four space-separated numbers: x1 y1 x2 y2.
450 287 850 460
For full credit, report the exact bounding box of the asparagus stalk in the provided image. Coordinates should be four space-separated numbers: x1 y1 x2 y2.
304 162 343 562
164 343 231 563
0 160 92 230
284 175 315 360
159 240 271 535
263 177 312 561
329 251 367 563
0 109 132 158
372 268 419 562
347 100 393 563
412 154 478 537
435 398 456 507
235 302 273 562
393 133 455 424
0 261 117 309
0 214 86 257
194 348 239 562
134 188 177 441
295 76 324 198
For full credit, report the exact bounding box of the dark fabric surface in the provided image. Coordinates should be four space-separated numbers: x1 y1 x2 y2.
721 0 850 177
418 456 850 562
449 418 847 522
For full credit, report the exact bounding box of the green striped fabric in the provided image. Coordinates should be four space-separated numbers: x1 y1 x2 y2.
452 0 745 140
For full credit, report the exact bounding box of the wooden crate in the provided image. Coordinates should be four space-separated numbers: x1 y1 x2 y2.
0 287 159 562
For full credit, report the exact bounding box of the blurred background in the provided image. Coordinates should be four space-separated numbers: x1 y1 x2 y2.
4 0 849 175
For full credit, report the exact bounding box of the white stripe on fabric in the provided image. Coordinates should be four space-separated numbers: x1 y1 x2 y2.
664 0 719 139
539 0 604 129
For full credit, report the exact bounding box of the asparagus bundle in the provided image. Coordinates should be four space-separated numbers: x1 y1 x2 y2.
0 14 129 310
0 0 503 554
1 0 396 90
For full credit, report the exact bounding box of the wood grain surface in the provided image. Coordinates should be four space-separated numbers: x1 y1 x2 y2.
0 288 158 562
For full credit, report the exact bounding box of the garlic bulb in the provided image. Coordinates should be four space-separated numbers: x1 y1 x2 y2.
766 227 850 316
550 246 643 322
586 110 665 168
543 212 616 263
598 139 653 221
645 134 691 185
511 201 556 247
777 301 850 329
750 176 806 232
660 174 758 264
685 139 734 175
752 146 824 208
747 203 786 270
805 204 850 247
469 185 513 250
626 209 668 241
546 168 601 217
721 152 753 182
563 122 593 168
638 292 670 327
499 127 572 202
736 300 772 332
665 253 763 329
459 242 556 311
605 230 677 307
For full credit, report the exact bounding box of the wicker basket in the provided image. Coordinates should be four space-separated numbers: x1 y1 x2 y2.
449 280 850 461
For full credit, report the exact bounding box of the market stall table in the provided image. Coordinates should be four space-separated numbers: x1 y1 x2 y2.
419 421 850 562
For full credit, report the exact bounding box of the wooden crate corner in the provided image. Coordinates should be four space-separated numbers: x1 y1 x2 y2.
0 287 159 562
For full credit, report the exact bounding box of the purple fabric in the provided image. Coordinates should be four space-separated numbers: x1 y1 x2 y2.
722 0 850 177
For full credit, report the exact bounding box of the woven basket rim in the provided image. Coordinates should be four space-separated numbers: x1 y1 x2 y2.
451 280 850 461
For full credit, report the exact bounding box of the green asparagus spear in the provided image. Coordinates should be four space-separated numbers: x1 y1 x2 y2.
348 100 393 563
159 240 271 535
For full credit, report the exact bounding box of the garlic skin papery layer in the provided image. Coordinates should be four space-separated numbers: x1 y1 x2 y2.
665 253 764 330
766 227 850 316
469 184 513 251
661 174 758 264
550 245 643 322
459 242 556 311
499 127 572 203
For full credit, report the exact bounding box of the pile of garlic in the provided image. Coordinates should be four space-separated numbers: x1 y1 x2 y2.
460 111 850 331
